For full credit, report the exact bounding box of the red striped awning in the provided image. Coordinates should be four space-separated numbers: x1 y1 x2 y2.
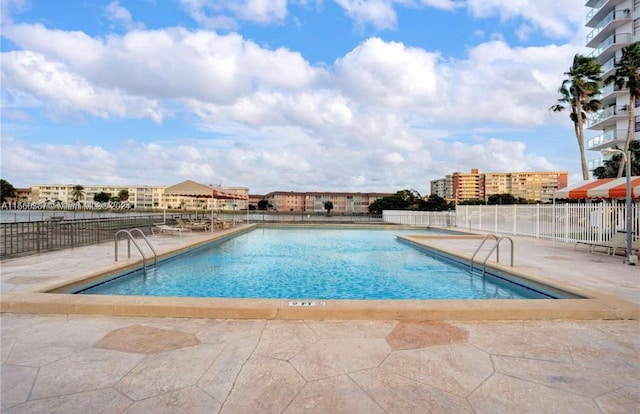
212 188 248 200
165 180 248 200
553 177 640 199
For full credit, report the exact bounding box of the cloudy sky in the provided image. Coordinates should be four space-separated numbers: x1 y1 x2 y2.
1 0 591 194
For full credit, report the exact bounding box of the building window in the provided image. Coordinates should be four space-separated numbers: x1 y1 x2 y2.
635 18 640 36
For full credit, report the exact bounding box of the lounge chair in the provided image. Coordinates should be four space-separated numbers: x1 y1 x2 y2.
213 218 234 229
152 224 192 237
576 232 629 255
175 218 210 231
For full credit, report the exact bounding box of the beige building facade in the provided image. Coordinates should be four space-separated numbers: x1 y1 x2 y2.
431 170 568 203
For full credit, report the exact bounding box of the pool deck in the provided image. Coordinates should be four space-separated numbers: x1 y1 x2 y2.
1 224 639 412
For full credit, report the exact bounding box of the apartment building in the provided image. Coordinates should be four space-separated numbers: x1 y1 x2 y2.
585 0 640 171
29 184 248 210
258 191 392 213
430 170 568 203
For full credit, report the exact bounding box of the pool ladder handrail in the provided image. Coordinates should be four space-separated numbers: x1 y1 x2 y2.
114 229 158 274
470 235 514 276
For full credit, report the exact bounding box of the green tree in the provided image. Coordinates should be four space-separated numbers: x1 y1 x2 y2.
118 189 129 201
71 184 84 202
324 200 333 215
93 192 111 203
604 41 640 177
487 193 517 205
422 194 450 211
458 198 486 205
593 141 640 178
257 199 269 210
0 179 16 202
551 54 602 180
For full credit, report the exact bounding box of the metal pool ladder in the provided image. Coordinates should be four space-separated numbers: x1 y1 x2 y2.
470 234 514 276
114 229 158 274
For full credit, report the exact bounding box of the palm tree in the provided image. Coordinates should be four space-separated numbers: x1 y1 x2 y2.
551 54 602 180
604 41 640 177
593 141 640 178
71 184 85 202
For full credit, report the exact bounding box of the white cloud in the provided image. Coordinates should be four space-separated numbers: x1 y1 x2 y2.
104 1 145 31
465 0 583 39
334 0 398 30
0 19 581 192
335 37 440 108
179 0 288 29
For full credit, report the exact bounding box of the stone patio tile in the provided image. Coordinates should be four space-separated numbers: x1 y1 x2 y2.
6 340 86 367
386 321 468 350
589 320 640 352
492 354 626 397
458 321 575 363
1 337 15 364
2 316 109 350
3 388 132 414
220 355 305 414
468 373 601 414
1 314 68 339
0 364 38 411
350 367 472 414
595 383 640 414
290 338 390 381
196 319 265 346
197 340 256 403
254 320 319 360
115 343 224 401
380 343 494 397
304 320 395 339
284 374 384 413
125 386 221 414
30 348 144 400
94 325 200 354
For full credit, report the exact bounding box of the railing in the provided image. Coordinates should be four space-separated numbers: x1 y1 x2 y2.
586 9 631 45
383 210 456 228
470 235 514 276
456 203 639 245
384 203 639 246
587 128 627 150
0 215 159 258
228 212 384 223
115 229 157 275
588 33 632 59
587 105 629 128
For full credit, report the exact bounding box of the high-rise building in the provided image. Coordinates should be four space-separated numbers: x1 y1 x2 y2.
585 0 640 171
430 169 568 203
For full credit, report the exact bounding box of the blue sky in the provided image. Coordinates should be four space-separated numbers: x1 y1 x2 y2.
1 0 590 194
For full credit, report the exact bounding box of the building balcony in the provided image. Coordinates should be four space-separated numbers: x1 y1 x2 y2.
587 104 629 129
588 33 631 63
586 8 631 47
600 56 621 79
594 82 627 105
588 157 605 171
587 128 628 150
586 0 626 27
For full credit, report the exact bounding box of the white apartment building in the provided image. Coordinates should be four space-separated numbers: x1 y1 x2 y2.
30 184 249 210
585 0 640 171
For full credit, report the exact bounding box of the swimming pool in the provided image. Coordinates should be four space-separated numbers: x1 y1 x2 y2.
75 227 558 300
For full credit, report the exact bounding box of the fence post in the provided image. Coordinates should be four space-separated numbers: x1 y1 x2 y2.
36 222 40 254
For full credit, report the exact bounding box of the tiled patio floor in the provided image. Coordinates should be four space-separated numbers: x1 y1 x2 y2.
1 225 639 413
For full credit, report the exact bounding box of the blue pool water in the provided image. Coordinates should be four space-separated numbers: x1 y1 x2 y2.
77 228 556 300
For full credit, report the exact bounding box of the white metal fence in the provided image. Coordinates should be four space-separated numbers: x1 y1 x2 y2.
384 202 640 244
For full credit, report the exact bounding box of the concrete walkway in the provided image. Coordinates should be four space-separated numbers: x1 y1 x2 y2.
1 226 639 413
